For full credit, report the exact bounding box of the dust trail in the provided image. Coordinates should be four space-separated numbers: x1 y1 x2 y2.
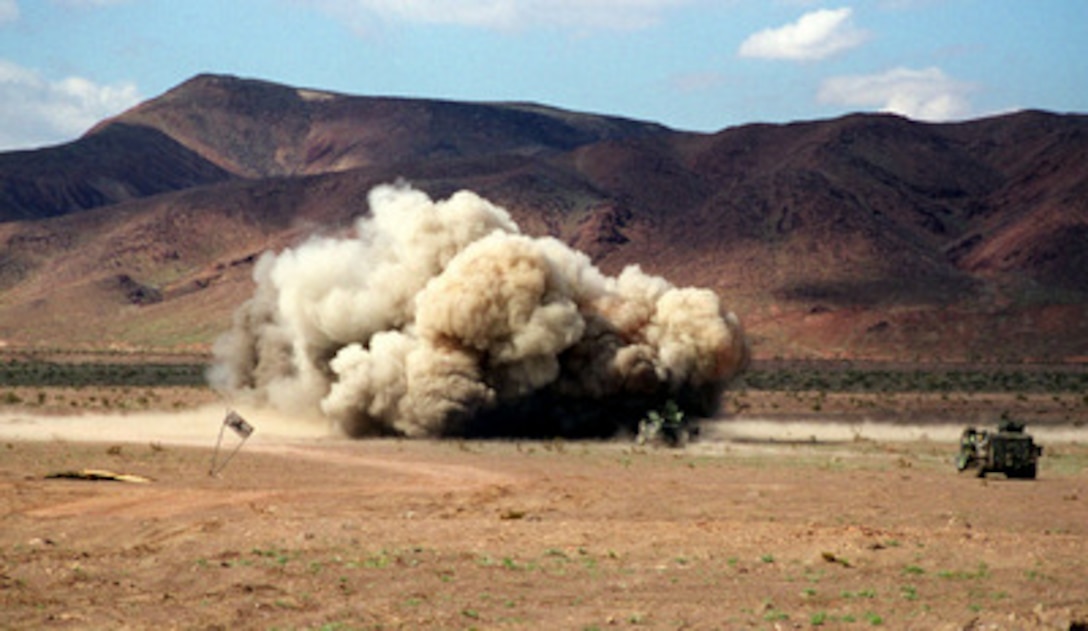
0 405 327 446
209 183 748 438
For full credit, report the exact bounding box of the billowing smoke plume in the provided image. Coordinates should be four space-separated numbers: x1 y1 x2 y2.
210 183 748 438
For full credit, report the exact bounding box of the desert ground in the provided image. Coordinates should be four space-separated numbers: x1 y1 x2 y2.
1 384 1086 631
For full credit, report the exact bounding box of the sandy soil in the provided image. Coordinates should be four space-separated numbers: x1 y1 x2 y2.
1 402 1086 630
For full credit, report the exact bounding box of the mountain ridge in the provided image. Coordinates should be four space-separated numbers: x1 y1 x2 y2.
1 74 1085 361
87 73 673 178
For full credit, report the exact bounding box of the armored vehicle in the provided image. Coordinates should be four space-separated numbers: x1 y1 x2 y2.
956 419 1042 479
637 400 694 447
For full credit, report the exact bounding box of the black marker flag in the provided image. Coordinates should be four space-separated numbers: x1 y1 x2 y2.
224 410 254 438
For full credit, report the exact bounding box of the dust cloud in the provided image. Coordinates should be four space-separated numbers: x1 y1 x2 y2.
209 183 748 438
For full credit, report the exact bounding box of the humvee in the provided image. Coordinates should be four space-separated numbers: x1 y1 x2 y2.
956 419 1042 479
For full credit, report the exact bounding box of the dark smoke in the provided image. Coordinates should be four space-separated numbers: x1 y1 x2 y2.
209 183 748 438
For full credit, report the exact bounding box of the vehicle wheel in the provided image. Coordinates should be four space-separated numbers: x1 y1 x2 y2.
1009 464 1037 479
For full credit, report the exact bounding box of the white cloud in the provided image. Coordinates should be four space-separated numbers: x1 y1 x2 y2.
0 60 141 151
738 7 868 61
0 0 18 23
817 66 973 121
307 0 693 31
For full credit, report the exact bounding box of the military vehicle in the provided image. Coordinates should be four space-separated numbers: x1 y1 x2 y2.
636 400 694 447
956 419 1042 479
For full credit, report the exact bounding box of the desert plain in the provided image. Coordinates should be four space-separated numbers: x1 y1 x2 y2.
1 378 1086 631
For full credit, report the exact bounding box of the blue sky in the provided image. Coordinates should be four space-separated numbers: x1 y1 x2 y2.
1 0 1085 151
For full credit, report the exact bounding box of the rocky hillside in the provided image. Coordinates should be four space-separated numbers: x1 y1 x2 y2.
1 74 1085 361
0 122 233 222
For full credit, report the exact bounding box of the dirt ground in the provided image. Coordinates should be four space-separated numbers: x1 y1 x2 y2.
1 392 1086 630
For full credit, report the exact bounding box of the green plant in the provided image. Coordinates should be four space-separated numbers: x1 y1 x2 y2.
364 551 392 568
938 562 989 580
842 588 876 599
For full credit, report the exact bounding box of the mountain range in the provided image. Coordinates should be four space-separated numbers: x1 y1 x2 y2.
1 73 1086 362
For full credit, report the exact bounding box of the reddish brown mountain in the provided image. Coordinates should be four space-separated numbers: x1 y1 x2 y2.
0 122 233 222
87 73 671 178
1 74 1085 361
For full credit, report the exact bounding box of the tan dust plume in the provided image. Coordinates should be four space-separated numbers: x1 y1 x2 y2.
209 183 747 437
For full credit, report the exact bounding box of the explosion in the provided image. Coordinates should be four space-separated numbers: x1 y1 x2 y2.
209 183 748 438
